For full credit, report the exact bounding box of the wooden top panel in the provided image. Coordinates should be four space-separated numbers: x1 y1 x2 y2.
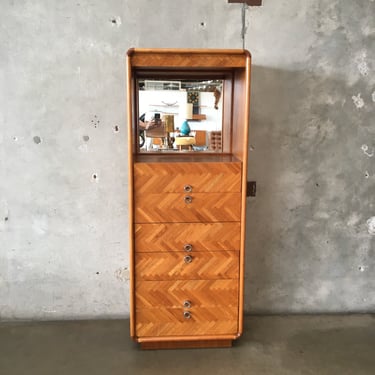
127 48 250 69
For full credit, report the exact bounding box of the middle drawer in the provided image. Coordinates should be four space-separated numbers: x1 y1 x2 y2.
136 279 239 308
134 192 241 223
135 222 241 252
135 251 239 280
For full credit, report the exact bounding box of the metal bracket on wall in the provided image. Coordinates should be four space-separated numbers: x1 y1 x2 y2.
247 181 257 197
228 0 262 5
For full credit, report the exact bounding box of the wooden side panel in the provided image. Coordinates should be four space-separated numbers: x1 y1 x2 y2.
134 162 241 193
126 54 136 339
135 222 241 252
134 192 241 223
136 306 238 337
136 251 239 280
228 55 251 336
136 279 238 308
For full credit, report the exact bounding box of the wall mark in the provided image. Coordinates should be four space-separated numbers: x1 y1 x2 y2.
352 93 364 109
83 135 90 142
92 173 99 182
110 16 121 27
113 125 119 133
91 115 100 128
33 136 42 144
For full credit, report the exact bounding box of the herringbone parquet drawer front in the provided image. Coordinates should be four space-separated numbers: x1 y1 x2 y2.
135 222 241 252
134 193 241 223
135 279 239 308
135 306 238 337
136 251 239 280
134 162 241 193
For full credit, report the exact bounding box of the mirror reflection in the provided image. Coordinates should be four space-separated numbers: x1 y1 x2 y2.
137 79 223 152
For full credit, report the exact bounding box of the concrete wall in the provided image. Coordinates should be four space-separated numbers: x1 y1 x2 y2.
0 0 374 320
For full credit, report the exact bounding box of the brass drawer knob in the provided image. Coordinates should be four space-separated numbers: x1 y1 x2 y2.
183 300 192 308
183 244 193 252
184 184 193 193
184 255 193 264
183 311 191 319
184 195 193 204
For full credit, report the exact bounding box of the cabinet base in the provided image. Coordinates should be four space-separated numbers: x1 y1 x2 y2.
140 339 233 350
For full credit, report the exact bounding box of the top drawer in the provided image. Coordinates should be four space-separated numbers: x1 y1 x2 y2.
134 162 241 194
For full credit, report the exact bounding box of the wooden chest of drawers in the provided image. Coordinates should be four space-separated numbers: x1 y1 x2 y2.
127 48 251 349
133 161 242 347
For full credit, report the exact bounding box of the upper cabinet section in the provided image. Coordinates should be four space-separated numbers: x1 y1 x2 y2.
126 49 251 160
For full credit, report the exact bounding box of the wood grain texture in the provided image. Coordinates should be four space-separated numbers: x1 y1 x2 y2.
135 251 239 280
136 306 238 336
136 279 239 308
128 49 249 68
134 162 241 193
135 222 241 252
134 192 241 223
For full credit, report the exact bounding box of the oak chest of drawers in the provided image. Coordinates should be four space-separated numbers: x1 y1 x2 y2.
127 48 251 349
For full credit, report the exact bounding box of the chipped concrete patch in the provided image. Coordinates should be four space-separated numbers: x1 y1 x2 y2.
355 51 369 77
32 215 48 235
366 217 375 235
361 144 374 157
347 213 361 227
352 93 364 109
115 267 129 282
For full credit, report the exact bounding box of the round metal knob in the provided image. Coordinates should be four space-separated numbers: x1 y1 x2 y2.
184 255 193 264
183 311 191 319
184 195 193 204
183 300 192 308
183 244 193 252
184 184 193 193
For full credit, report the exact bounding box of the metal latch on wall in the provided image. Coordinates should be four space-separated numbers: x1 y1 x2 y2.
247 181 257 197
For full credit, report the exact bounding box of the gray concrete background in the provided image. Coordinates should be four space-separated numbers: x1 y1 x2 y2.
0 0 374 319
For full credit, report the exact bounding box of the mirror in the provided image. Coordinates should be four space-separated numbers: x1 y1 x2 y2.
137 78 224 152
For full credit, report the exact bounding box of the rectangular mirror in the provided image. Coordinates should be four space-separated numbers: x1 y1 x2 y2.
137 78 224 153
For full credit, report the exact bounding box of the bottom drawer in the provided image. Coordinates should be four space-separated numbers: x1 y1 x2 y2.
136 306 238 337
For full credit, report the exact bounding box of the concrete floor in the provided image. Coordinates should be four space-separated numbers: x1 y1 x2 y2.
0 315 374 375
